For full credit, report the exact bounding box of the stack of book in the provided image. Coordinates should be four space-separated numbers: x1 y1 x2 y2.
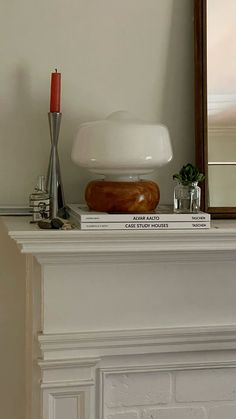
67 204 211 231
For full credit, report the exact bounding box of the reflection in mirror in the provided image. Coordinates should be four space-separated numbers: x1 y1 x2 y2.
195 0 236 217
207 0 236 207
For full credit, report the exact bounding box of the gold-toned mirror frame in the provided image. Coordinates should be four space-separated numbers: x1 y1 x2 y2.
194 0 236 218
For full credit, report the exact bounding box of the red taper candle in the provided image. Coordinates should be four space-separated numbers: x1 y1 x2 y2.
50 69 61 112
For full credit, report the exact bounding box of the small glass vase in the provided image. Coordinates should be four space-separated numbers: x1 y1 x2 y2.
174 181 201 213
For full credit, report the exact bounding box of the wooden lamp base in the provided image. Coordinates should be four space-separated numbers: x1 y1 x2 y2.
85 179 160 213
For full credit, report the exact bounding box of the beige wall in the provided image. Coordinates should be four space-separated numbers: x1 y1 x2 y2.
0 220 26 419
0 2 194 418
0 0 194 207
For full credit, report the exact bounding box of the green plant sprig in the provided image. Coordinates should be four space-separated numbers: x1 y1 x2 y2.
173 163 205 185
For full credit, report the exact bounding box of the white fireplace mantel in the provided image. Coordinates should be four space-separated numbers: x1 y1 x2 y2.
6 217 236 263
3 216 236 419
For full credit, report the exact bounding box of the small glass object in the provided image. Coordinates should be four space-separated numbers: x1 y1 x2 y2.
174 181 201 213
29 176 50 223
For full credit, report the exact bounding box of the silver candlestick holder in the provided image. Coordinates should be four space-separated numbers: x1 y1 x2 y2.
46 112 65 218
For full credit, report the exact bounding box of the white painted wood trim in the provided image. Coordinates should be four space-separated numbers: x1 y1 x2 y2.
38 358 101 370
4 218 236 263
41 380 95 390
5 216 236 419
43 387 88 419
9 228 236 254
39 325 236 360
25 255 33 419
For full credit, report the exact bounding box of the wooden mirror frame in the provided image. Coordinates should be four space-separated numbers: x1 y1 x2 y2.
194 0 236 218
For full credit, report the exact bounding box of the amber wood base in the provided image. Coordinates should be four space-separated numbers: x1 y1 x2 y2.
85 180 160 213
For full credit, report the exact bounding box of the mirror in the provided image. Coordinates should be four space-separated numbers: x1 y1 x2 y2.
194 0 236 217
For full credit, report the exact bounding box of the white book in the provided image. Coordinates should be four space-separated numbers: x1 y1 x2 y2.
67 204 211 223
78 221 211 230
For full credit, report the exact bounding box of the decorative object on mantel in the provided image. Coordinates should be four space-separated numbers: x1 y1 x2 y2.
29 175 50 223
38 217 74 230
85 179 160 214
173 163 205 214
71 111 173 213
67 204 210 230
46 69 65 219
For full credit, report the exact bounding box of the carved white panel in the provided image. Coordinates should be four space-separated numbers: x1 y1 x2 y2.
54 395 80 419
44 389 86 419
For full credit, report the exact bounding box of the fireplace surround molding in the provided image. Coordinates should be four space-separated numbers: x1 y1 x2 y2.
3 217 236 419
7 218 236 263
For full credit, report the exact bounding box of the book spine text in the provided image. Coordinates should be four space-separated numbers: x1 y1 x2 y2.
79 221 211 230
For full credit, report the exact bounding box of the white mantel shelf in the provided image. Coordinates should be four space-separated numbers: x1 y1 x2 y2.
4 217 236 263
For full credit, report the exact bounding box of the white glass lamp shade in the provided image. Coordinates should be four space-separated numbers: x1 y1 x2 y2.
71 111 173 179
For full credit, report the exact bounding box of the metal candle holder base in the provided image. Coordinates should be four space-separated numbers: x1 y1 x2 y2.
46 112 65 219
